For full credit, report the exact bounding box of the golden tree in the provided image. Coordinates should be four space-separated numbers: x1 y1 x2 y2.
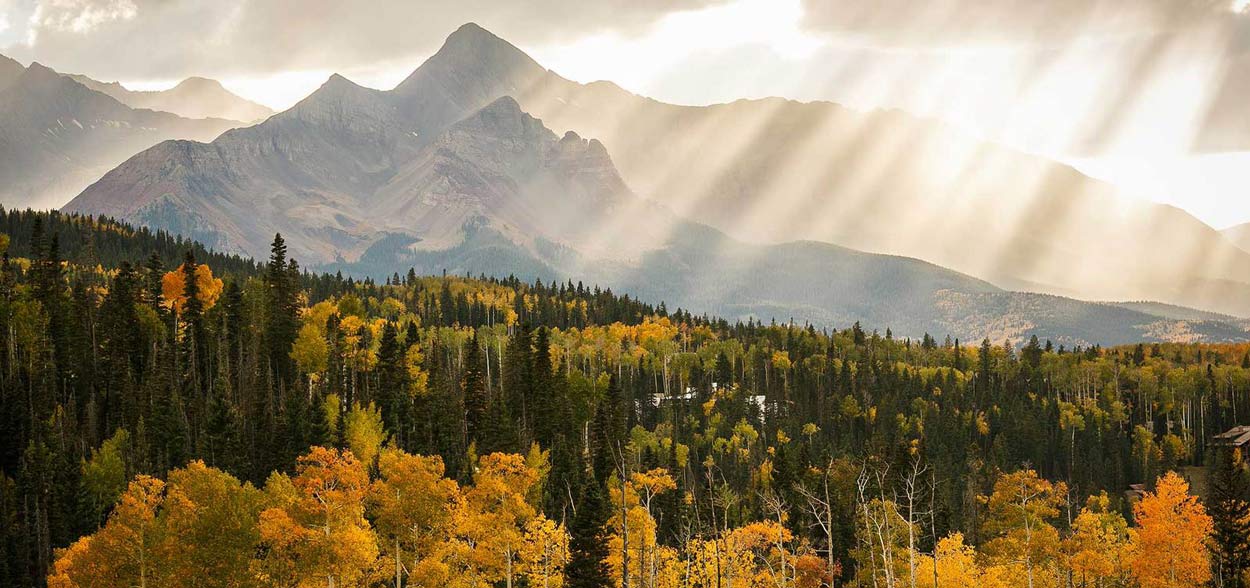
255 447 378 588
369 449 459 588
1130 471 1213 588
161 263 223 314
453 453 543 588
1062 493 1133 588
980 470 1066 588
48 476 166 588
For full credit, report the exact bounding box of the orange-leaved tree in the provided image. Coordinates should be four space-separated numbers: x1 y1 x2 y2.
256 446 378 588
1130 471 1213 588
161 262 223 315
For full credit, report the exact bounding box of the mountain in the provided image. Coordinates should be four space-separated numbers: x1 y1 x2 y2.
0 54 23 93
1222 222 1250 253
67 73 273 122
0 61 241 209
66 73 1249 345
362 23 1250 318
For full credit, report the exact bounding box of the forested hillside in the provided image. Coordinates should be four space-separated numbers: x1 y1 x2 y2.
1 209 1248 588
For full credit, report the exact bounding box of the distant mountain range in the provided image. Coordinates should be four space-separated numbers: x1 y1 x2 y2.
60 25 1250 346
0 56 243 209
66 74 273 122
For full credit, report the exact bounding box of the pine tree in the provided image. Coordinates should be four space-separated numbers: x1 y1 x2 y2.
265 234 299 390
532 327 556 447
591 374 625 484
565 477 613 588
503 325 533 439
1210 448 1250 588
463 334 488 449
376 322 409 448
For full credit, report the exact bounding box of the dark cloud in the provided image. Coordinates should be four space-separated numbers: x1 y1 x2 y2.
800 0 1239 45
2 0 724 80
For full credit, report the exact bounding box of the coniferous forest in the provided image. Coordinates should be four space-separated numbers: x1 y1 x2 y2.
1 208 1249 588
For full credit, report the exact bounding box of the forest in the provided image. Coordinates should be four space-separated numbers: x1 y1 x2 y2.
1 208 1248 588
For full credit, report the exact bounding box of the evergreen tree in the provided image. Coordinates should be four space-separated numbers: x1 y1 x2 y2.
463 334 488 450
503 325 533 439
1211 448 1250 588
532 327 556 446
376 321 409 448
591 374 625 483
565 477 613 588
265 234 299 390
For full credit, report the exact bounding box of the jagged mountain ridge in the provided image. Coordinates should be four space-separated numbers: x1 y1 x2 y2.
67 73 273 122
0 60 241 209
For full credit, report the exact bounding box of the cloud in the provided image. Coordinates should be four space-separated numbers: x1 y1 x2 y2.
31 0 136 36
799 0 1239 46
2 0 724 81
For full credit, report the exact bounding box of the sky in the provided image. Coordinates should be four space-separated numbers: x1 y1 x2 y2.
2 0 1249 228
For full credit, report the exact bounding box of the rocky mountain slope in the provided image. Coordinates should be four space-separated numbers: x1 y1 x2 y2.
65 73 1248 345
67 74 272 122
0 60 241 209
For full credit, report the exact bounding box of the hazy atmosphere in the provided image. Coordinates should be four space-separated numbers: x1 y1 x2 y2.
3 0 1250 226
3 3 1250 588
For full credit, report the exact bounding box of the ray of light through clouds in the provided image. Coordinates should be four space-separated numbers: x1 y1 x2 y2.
529 0 1250 228
0 0 1248 229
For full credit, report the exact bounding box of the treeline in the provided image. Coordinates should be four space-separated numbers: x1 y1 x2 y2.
0 209 1248 587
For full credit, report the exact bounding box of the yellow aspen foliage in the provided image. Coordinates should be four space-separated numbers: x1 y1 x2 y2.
1130 471 1214 588
980 469 1066 588
47 476 165 588
519 518 569 588
343 402 387 468
453 453 543 588
291 322 330 375
161 263 223 314
256 447 378 588
370 449 459 588
1062 493 1133 587
915 533 998 588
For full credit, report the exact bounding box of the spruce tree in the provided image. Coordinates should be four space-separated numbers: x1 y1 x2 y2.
591 374 625 483
503 325 533 439
376 322 409 447
265 234 299 390
565 477 613 588
532 327 556 446
463 334 488 449
1211 448 1250 588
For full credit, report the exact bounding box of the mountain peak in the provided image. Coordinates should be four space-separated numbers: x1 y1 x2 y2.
392 22 546 107
18 62 68 88
443 22 508 52
25 62 58 76
305 73 370 99
174 76 226 91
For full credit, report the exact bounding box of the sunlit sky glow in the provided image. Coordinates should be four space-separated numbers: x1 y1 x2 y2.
3 0 1249 229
